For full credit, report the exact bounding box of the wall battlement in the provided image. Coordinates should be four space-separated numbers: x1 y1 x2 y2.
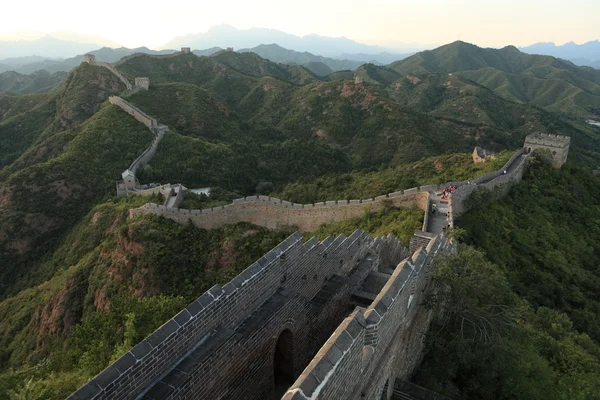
129 147 531 233
524 133 570 167
69 229 438 400
132 191 430 231
109 96 169 195
283 234 452 400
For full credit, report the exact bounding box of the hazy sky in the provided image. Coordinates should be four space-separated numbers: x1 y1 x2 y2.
2 0 599 49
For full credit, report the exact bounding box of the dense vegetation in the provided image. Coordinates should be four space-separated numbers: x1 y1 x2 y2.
275 151 512 203
414 158 600 399
0 196 293 400
0 70 66 96
0 196 422 400
1 41 600 399
389 41 600 117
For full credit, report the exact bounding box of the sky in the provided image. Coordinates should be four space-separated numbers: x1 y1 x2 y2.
1 0 599 49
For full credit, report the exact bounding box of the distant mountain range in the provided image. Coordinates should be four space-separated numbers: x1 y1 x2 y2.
387 41 600 117
0 36 110 59
520 41 600 68
162 24 414 58
0 47 177 74
0 70 66 95
0 43 410 79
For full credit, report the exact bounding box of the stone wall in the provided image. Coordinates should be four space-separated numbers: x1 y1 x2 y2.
282 234 453 400
448 148 530 222
95 62 132 90
131 190 429 232
113 51 186 67
67 231 409 400
523 133 570 167
109 96 156 129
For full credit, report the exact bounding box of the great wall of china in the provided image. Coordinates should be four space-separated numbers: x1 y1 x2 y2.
69 49 571 400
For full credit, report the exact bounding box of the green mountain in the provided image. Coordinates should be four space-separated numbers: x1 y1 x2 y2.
0 70 66 95
1 44 600 399
389 41 600 117
238 43 364 71
303 61 334 77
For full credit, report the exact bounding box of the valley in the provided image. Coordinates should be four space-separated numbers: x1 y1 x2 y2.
0 40 599 400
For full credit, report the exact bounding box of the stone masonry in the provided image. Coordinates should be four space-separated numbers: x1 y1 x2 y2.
68 227 452 400
109 96 169 196
71 51 571 400
524 133 570 167
68 137 551 400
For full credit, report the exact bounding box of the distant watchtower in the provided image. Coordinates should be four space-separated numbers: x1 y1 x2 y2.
83 54 96 64
134 77 150 90
225 47 234 52
181 47 191 54
524 133 570 167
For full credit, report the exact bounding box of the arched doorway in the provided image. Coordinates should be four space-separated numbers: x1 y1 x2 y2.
274 329 294 394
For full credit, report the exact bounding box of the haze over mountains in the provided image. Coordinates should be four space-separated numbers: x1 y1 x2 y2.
1 24 600 399
521 40 600 69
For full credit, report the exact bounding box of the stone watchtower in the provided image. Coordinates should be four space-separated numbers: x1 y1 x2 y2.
181 47 191 54
134 77 150 90
524 133 570 167
83 54 96 64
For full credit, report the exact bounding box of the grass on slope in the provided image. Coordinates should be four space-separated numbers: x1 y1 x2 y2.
275 151 512 204
311 204 424 246
0 105 153 297
127 83 245 141
458 157 600 342
414 158 600 400
0 197 292 400
0 63 126 172
459 68 600 117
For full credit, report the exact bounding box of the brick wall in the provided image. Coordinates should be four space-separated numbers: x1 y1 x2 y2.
282 234 453 400
131 191 430 232
67 231 408 400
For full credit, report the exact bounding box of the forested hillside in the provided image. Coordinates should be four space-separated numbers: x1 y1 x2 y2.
390 41 600 117
414 158 600 399
1 42 600 399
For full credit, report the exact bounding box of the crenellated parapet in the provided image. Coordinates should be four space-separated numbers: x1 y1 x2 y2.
524 133 570 167
67 224 453 400
131 190 430 232
283 234 453 400
109 96 169 195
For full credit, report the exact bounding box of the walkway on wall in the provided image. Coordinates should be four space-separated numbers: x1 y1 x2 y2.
426 196 448 235
476 152 526 185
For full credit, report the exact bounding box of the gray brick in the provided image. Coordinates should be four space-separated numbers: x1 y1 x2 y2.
312 358 333 382
70 380 102 399
93 366 120 389
174 309 191 326
323 343 343 366
185 300 203 317
334 330 354 352
344 319 362 339
146 329 166 348
158 319 179 338
297 372 321 396
131 340 153 360
197 293 213 308
112 352 136 374
208 285 223 299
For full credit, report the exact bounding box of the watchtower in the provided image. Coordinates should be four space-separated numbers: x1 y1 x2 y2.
524 133 570 167
181 47 191 54
83 54 96 64
226 47 234 52
134 77 150 90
